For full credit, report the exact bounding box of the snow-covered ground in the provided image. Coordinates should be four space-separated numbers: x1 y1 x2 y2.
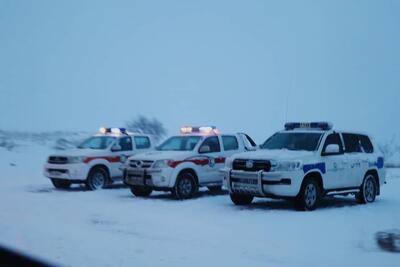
1 142 400 267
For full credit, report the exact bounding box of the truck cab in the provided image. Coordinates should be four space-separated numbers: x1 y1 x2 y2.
123 126 257 199
44 127 154 190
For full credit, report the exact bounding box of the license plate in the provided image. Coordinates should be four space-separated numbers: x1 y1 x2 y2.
128 176 144 185
50 171 63 176
232 182 259 191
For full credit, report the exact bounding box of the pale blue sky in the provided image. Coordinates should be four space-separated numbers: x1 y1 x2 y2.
0 0 399 143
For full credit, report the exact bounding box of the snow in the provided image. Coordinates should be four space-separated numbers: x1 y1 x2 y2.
1 142 400 267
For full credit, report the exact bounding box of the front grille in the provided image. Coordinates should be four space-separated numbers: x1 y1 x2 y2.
230 177 258 185
233 159 271 172
48 156 68 164
47 169 68 174
129 160 154 168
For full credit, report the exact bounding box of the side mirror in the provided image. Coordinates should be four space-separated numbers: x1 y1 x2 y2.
246 146 257 151
199 145 211 153
323 144 340 155
111 144 122 152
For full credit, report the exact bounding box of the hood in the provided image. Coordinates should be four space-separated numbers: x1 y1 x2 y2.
49 148 107 158
231 149 316 162
128 150 194 161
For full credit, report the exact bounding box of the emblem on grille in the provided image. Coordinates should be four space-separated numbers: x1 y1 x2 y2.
245 160 254 169
131 160 143 168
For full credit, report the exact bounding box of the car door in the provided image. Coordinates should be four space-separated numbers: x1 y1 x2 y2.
321 133 348 189
238 133 257 151
110 136 134 178
342 133 368 187
221 135 241 158
197 136 223 184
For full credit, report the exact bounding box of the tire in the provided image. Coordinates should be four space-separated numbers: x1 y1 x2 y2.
230 193 254 205
296 178 321 211
86 167 108 191
130 186 153 197
356 174 377 204
207 185 222 192
173 172 198 199
51 179 71 189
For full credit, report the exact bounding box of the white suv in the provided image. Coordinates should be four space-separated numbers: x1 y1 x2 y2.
44 128 154 190
223 122 386 211
123 126 257 199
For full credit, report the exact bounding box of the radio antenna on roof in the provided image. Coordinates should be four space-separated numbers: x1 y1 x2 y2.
285 74 294 122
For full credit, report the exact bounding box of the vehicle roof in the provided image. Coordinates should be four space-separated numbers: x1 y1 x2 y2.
279 129 327 134
177 132 241 137
280 129 371 136
93 132 151 138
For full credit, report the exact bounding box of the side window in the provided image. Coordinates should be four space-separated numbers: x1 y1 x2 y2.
118 137 133 151
239 133 257 150
359 135 374 153
342 133 362 153
199 136 221 153
222 136 239 151
134 136 151 149
322 133 344 155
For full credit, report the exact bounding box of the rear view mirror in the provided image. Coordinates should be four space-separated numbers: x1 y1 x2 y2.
246 146 257 151
199 145 211 153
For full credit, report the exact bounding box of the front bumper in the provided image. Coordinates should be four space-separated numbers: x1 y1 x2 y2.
43 163 89 181
222 168 302 197
123 167 173 188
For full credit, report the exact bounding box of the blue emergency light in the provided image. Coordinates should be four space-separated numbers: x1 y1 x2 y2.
180 126 218 135
99 127 127 135
284 122 333 131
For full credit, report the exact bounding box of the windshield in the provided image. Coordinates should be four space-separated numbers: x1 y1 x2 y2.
261 132 323 151
157 136 202 151
77 136 116 150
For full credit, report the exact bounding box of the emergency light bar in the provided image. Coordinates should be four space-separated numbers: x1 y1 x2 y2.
284 122 333 131
180 126 219 135
99 127 127 135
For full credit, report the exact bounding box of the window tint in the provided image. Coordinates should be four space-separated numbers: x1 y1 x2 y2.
134 136 151 149
261 133 322 151
359 135 374 153
322 133 344 155
77 136 116 150
118 137 133 151
199 136 221 153
157 136 201 151
222 136 239 151
342 133 362 153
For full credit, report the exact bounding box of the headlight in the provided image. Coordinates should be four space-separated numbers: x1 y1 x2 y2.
225 157 233 168
153 160 172 169
271 161 302 172
69 156 86 164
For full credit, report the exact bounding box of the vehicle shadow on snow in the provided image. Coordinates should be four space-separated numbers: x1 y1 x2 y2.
28 183 128 193
120 189 229 201
241 196 358 211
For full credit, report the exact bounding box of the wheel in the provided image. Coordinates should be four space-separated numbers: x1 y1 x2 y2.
356 174 377 204
230 193 254 205
51 179 71 189
130 186 153 197
173 172 198 199
296 179 320 211
86 167 108 190
207 185 222 192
